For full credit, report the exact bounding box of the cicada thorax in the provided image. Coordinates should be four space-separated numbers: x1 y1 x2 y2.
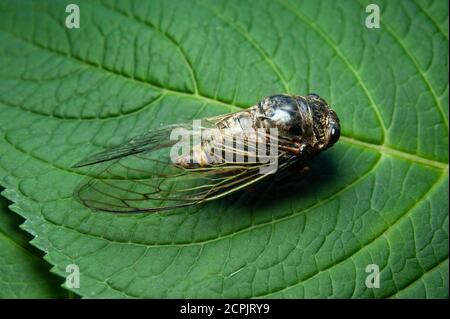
254 94 310 134
251 94 317 157
253 94 339 156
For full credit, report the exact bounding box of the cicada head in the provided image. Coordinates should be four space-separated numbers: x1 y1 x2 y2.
305 93 340 151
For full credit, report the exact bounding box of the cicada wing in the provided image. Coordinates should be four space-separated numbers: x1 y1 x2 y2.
72 124 189 168
72 114 235 168
74 116 293 213
75 151 275 213
75 159 199 213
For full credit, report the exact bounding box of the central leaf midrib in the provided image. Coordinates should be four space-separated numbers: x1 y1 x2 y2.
341 136 448 169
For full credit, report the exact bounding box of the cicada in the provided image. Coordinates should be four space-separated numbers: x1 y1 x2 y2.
73 94 340 213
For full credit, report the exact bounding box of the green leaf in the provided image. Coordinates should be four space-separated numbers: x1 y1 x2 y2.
0 190 67 298
0 0 448 298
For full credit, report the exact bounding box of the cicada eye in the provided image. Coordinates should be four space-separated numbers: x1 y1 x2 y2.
308 93 320 98
329 124 340 145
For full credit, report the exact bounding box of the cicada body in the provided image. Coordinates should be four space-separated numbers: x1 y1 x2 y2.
73 94 340 213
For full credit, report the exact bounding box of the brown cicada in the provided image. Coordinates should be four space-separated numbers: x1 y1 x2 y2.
73 94 340 213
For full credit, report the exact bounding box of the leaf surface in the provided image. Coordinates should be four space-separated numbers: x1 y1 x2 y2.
0 191 67 298
0 0 448 298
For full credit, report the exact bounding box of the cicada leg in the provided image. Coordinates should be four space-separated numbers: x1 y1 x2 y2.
279 142 306 155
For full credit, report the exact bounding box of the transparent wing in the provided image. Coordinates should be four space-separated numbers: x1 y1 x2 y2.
73 117 295 213
72 124 187 168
